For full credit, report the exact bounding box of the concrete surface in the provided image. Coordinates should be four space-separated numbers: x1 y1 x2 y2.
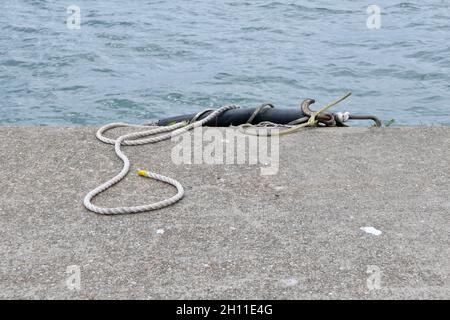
0 126 449 299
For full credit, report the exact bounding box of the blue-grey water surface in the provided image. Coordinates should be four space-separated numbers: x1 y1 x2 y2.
1 0 450 125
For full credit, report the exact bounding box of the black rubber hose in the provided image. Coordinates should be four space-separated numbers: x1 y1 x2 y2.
157 108 307 127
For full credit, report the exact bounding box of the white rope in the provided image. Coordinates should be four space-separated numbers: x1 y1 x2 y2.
83 105 239 215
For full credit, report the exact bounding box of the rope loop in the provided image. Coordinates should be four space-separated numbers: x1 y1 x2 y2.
83 104 239 215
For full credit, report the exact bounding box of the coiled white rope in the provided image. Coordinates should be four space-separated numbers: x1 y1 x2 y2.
83 104 239 215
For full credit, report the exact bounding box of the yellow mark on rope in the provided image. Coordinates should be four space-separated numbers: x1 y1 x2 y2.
137 169 148 177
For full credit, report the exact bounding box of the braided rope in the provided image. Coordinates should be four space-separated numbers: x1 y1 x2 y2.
83 104 239 215
237 93 353 136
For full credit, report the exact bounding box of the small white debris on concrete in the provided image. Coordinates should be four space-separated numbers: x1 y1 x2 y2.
360 226 382 236
156 229 165 235
280 278 298 287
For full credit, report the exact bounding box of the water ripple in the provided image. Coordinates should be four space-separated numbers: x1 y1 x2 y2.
1 0 449 125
